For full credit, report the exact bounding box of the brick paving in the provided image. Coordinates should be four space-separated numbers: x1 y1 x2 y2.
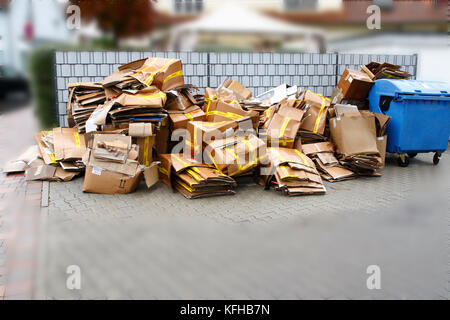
39 150 450 300
1 105 449 300
0 105 42 299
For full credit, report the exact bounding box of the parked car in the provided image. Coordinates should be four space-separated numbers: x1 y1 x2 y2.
0 65 30 101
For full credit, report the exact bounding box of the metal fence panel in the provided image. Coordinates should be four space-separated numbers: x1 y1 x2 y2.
54 51 417 126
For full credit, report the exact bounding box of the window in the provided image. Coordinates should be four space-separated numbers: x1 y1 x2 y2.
174 0 203 14
284 0 318 11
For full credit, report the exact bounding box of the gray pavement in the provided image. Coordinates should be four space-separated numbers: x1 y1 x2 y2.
39 150 450 300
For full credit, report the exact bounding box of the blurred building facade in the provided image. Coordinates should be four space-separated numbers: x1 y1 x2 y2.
0 0 71 72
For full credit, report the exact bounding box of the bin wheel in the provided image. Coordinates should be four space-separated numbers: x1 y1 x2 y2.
407 152 418 158
397 154 409 167
433 153 441 165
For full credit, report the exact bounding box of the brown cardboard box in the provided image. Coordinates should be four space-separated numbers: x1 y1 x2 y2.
130 57 184 91
376 135 387 168
185 120 239 159
205 134 267 177
169 107 206 130
299 90 330 135
53 128 86 161
224 79 252 100
114 86 167 108
205 100 259 130
267 105 304 148
92 134 131 163
84 149 139 176
83 165 142 194
336 69 374 100
329 113 379 157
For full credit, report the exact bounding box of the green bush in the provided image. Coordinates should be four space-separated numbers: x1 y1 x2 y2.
28 47 57 129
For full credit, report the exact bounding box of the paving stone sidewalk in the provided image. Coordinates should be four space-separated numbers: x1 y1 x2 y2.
39 151 450 300
0 105 42 299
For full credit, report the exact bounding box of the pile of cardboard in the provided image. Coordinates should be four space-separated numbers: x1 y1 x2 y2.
159 154 236 199
3 56 403 198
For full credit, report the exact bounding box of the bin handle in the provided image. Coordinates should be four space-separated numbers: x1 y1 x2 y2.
394 91 450 101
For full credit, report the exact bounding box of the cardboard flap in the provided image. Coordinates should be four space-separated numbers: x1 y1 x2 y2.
144 162 160 188
268 147 315 169
115 87 166 108
330 114 379 157
25 165 56 181
302 142 335 155
53 128 86 161
170 154 209 173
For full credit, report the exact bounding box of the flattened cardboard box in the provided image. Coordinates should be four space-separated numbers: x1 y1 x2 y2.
300 91 330 135
83 166 142 194
205 100 259 130
53 128 85 161
330 113 379 157
130 57 184 91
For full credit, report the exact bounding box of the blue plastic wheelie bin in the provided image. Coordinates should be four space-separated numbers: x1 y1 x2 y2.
368 79 450 167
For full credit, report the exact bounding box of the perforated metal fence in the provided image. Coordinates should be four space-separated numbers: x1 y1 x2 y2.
54 51 417 126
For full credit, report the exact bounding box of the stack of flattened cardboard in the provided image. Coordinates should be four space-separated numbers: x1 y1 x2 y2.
302 141 356 182
67 82 105 132
261 147 326 196
363 61 411 80
330 110 382 176
204 134 267 178
159 154 236 199
87 86 167 130
297 90 330 142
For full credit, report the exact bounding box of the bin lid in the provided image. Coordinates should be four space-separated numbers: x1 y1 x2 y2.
374 79 450 96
